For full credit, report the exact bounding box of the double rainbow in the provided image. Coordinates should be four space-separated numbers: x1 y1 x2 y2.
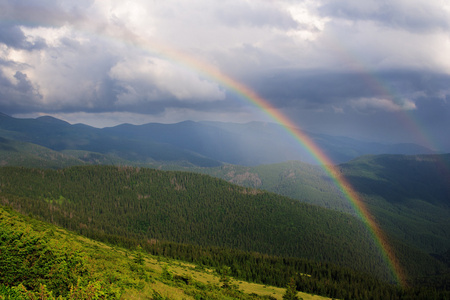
142 40 407 286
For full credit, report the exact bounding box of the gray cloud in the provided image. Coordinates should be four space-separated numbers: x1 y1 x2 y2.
318 0 450 32
0 70 42 113
0 25 46 50
254 69 450 111
215 1 299 29
0 0 93 27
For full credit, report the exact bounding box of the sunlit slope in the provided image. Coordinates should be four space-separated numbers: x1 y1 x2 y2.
0 165 393 280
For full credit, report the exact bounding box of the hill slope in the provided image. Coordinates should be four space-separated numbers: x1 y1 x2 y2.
6 205 446 300
2 205 336 300
189 155 450 271
190 161 351 214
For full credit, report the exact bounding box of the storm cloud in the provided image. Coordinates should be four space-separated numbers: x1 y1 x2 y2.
0 0 449 151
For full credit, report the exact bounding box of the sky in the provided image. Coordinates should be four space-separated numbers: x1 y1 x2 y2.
0 0 449 152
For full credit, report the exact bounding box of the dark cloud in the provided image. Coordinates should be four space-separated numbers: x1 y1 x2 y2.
253 69 450 110
0 0 93 28
318 0 450 32
0 24 47 50
0 70 42 114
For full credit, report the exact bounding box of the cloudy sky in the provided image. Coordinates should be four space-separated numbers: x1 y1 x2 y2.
0 0 449 152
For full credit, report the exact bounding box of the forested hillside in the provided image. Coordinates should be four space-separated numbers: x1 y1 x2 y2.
2 204 448 299
2 205 322 300
192 161 352 214
0 165 448 290
186 156 450 275
0 166 392 280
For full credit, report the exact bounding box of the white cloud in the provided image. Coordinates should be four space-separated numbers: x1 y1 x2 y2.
109 56 226 105
350 97 417 112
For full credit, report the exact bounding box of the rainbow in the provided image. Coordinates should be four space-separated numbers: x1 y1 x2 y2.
6 16 407 285
136 38 407 286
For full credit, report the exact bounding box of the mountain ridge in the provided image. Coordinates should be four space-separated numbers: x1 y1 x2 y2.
0 113 435 166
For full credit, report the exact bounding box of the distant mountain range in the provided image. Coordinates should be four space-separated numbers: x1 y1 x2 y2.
0 113 434 167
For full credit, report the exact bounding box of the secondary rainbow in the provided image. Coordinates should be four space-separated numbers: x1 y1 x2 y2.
325 36 438 152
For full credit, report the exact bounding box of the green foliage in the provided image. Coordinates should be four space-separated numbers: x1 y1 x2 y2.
218 266 233 289
0 207 123 299
0 211 85 296
161 266 174 281
134 247 145 265
283 278 301 300
197 156 450 284
151 291 171 300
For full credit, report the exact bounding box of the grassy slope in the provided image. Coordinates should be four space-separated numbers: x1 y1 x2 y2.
0 205 329 300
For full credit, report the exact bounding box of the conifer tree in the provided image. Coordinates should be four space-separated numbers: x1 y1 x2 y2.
283 277 302 300
134 246 144 265
219 266 232 289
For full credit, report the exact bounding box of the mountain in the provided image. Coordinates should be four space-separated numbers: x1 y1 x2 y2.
1 113 448 296
205 155 450 278
0 113 434 166
0 113 222 167
0 136 85 168
103 120 434 165
0 165 392 280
